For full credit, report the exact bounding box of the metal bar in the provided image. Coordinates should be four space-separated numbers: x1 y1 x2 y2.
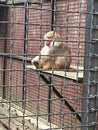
48 76 52 122
22 1 28 109
87 0 98 130
51 0 55 31
82 0 98 130
82 0 93 129
2 6 8 99
39 72 81 122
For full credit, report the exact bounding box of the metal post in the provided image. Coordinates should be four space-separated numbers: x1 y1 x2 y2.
82 0 98 130
51 0 55 31
22 1 28 108
48 76 52 122
2 6 8 99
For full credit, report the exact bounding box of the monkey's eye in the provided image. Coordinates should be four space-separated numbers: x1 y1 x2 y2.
46 37 53 42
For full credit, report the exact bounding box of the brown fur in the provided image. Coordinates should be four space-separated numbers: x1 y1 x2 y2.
31 31 71 70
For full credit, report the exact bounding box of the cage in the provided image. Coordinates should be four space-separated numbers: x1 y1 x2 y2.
0 0 98 130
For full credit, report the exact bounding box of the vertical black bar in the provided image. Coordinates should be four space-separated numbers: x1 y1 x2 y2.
51 0 55 31
82 0 98 130
82 0 93 129
88 0 98 130
22 1 28 108
48 76 52 122
2 6 8 99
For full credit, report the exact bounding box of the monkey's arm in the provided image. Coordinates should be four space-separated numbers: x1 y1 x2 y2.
31 56 40 69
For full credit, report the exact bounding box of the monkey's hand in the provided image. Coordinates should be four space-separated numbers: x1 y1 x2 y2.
31 56 39 69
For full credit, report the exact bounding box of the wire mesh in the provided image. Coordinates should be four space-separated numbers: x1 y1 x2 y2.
0 0 98 130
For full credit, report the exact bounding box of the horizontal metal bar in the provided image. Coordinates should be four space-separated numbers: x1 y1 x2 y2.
0 53 32 62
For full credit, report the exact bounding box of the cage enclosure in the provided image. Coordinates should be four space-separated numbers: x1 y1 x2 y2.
0 0 98 130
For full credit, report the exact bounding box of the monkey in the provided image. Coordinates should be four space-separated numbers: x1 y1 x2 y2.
31 31 71 70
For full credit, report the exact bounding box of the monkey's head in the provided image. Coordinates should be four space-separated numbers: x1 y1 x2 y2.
44 31 61 47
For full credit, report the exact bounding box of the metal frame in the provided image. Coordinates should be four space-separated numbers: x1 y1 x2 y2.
82 0 98 130
0 5 8 99
51 0 55 31
0 0 98 129
22 1 28 109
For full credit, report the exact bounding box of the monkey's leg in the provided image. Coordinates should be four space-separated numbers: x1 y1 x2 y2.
55 57 71 69
40 58 53 70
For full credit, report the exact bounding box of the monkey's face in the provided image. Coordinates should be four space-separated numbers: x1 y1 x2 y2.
44 31 61 48
44 36 53 47
44 37 61 48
